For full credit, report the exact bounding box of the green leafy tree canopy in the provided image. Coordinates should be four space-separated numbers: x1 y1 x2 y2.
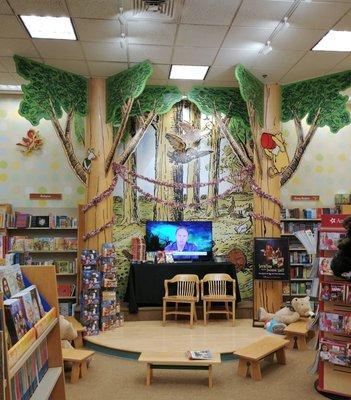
188 86 251 140
14 55 88 125
235 64 264 126
282 70 351 133
106 60 153 126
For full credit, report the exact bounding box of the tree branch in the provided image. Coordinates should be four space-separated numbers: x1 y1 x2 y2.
214 113 252 168
65 109 74 137
247 101 262 176
116 111 155 166
105 98 134 174
293 115 304 144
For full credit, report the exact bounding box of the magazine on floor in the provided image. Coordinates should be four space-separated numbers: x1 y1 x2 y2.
186 350 212 360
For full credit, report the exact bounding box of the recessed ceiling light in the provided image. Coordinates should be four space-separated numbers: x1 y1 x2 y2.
20 15 76 40
313 30 351 52
0 84 22 92
170 65 209 80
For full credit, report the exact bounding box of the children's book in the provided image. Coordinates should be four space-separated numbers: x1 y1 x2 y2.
13 286 42 328
187 350 212 360
319 312 346 335
4 298 30 345
102 243 116 257
33 237 54 252
320 283 331 301
0 264 25 299
318 257 333 276
330 284 346 302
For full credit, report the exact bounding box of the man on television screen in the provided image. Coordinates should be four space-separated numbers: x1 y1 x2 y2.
165 226 197 252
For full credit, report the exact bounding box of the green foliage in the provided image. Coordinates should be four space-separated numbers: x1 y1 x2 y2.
188 86 249 123
73 114 85 144
106 60 153 126
235 64 264 126
282 70 351 133
130 85 182 117
14 55 88 126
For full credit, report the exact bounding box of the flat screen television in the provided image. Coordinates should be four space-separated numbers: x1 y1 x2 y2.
145 221 213 260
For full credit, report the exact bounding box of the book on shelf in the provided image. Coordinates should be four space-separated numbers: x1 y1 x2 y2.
55 260 76 274
319 338 351 367
0 264 25 299
319 312 351 336
318 257 333 276
8 236 78 252
281 207 339 220
57 284 76 298
320 231 346 251
186 350 212 360
29 216 50 228
59 302 76 317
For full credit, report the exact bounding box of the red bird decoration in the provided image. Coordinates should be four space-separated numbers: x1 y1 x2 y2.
16 129 43 155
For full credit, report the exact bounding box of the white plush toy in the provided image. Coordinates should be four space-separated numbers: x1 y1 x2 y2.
59 315 78 349
259 296 314 325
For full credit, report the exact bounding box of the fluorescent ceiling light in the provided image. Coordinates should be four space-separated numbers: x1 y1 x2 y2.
170 65 209 80
20 15 76 40
261 41 272 55
313 30 351 52
0 85 22 92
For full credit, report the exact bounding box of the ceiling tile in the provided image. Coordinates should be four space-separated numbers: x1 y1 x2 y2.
172 47 217 65
129 44 172 63
253 50 305 69
334 9 351 29
33 39 84 60
176 25 227 47
249 67 287 84
330 55 351 72
289 2 350 29
0 59 7 72
233 0 294 28
0 56 41 72
170 79 203 93
272 28 326 51
147 79 169 86
12 73 28 84
81 41 127 62
205 66 236 82
74 18 121 42
204 80 237 87
222 27 273 50
214 48 259 66
280 69 330 84
66 0 119 19
0 0 13 14
292 51 348 71
127 21 177 46
88 61 128 77
0 72 18 84
43 59 89 76
8 0 69 16
0 15 27 38
0 38 40 57
181 0 242 25
150 64 170 80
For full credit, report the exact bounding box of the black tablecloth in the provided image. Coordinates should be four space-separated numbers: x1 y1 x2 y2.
125 262 241 313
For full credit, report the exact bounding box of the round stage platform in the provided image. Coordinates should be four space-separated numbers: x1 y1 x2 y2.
84 319 271 359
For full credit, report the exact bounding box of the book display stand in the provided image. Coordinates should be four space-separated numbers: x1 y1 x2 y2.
1 265 66 400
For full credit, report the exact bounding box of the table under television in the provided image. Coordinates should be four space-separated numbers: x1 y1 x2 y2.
125 261 241 313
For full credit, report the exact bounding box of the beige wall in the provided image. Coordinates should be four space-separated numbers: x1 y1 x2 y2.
0 94 85 208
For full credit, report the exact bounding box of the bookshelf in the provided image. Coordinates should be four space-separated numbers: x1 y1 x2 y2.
316 215 351 398
281 217 319 300
2 265 66 400
2 206 84 317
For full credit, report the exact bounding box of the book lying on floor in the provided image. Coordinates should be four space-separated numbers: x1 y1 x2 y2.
187 350 212 360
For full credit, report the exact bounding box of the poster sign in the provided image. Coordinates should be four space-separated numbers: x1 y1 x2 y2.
291 195 319 201
29 193 62 200
254 237 290 280
321 214 348 230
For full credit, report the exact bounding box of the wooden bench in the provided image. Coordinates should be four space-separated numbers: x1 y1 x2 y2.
138 351 221 388
65 316 85 348
284 319 314 350
234 336 289 381
62 348 95 384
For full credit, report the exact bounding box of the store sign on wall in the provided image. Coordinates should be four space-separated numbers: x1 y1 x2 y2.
29 193 62 200
291 195 320 201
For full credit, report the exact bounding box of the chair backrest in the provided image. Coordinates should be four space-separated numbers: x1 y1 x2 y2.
165 274 199 298
201 273 234 296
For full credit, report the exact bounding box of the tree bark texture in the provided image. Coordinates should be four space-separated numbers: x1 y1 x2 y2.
206 121 221 218
172 102 184 221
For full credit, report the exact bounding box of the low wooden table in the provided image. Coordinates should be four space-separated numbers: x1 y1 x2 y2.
62 348 95 384
234 336 289 381
284 319 313 350
65 316 85 348
138 351 221 388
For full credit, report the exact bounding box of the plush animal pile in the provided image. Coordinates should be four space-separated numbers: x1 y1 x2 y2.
331 215 351 279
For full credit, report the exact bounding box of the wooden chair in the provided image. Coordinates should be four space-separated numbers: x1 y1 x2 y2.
163 274 200 328
201 273 236 326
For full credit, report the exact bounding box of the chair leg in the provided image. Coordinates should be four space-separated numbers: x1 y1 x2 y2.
175 302 178 321
203 300 207 326
194 305 198 322
162 300 166 326
190 302 194 328
225 302 229 320
232 301 235 326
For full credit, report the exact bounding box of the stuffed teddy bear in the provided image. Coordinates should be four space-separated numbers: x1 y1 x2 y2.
59 315 78 349
331 215 351 279
258 296 314 325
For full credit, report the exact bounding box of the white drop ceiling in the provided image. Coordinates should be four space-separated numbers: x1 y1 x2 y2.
0 0 350 90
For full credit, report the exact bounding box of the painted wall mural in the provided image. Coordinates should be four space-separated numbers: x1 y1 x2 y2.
113 100 254 300
0 95 85 207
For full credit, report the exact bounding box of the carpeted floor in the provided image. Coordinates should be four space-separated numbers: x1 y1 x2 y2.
65 349 324 400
